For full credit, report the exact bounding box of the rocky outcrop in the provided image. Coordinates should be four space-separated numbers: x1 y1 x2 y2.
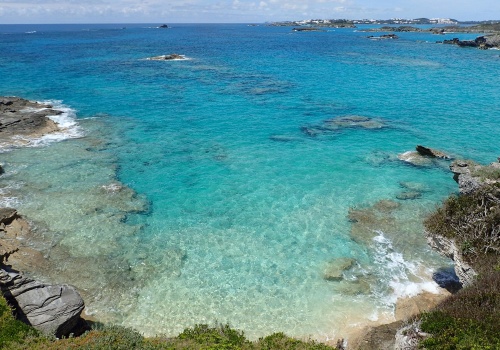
349 321 404 350
367 34 399 39
0 269 86 338
415 145 451 159
450 159 500 194
146 54 187 60
1 208 87 337
0 97 61 140
398 145 452 167
292 27 324 32
439 34 500 49
426 233 476 287
0 208 20 264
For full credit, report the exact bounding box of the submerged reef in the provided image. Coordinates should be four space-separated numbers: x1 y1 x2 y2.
1 95 498 348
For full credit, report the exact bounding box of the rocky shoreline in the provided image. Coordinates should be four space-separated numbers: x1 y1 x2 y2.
0 96 496 348
0 97 89 338
0 97 62 146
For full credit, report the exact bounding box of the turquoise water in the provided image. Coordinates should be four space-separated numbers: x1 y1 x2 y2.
1 23 500 341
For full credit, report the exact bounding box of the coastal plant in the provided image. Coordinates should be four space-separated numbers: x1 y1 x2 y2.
175 323 250 349
0 295 40 349
418 238 500 348
424 183 500 261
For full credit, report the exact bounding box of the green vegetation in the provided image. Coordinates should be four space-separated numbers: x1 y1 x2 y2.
424 183 500 261
0 300 336 350
421 183 500 348
0 295 41 349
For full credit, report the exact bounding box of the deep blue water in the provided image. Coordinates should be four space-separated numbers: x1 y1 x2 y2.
0 23 499 341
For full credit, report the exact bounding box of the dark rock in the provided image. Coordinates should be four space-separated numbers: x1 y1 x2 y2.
292 27 323 32
0 164 4 175
0 208 18 225
0 96 60 140
0 269 86 338
432 266 462 293
441 35 500 50
416 145 450 159
368 34 399 39
158 24 169 28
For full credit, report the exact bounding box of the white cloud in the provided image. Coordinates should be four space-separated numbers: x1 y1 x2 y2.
0 0 497 23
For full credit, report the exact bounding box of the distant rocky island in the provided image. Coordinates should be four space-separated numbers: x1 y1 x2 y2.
269 18 500 27
270 18 500 50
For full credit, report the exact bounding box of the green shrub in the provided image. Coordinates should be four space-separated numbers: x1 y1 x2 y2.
256 332 335 350
424 184 500 262
0 295 40 349
176 323 250 349
420 311 500 349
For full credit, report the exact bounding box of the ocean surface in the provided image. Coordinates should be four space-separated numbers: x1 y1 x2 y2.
1 23 499 341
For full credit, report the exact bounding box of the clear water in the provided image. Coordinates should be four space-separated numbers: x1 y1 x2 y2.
1 23 499 341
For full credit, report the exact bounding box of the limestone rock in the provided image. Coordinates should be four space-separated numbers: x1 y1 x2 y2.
349 321 403 350
0 269 85 338
426 233 477 287
323 257 355 281
450 159 500 194
0 96 61 142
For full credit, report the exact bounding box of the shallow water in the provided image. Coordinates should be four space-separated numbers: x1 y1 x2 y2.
1 23 499 340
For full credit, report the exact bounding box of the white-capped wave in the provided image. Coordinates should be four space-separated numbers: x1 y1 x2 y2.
372 231 441 305
17 100 83 148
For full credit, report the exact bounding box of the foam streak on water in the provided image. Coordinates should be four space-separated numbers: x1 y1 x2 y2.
0 23 499 341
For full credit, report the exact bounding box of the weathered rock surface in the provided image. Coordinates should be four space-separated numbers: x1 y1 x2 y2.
349 321 403 350
440 34 500 49
415 145 451 159
0 97 61 141
0 269 85 337
426 233 477 287
450 159 500 194
394 321 430 350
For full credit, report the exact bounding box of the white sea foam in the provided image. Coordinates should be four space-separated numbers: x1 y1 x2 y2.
19 100 83 148
372 231 441 305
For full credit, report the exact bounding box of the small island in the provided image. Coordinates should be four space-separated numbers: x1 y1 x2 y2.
145 54 188 61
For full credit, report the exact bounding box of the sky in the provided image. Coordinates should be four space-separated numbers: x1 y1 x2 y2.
0 0 498 24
